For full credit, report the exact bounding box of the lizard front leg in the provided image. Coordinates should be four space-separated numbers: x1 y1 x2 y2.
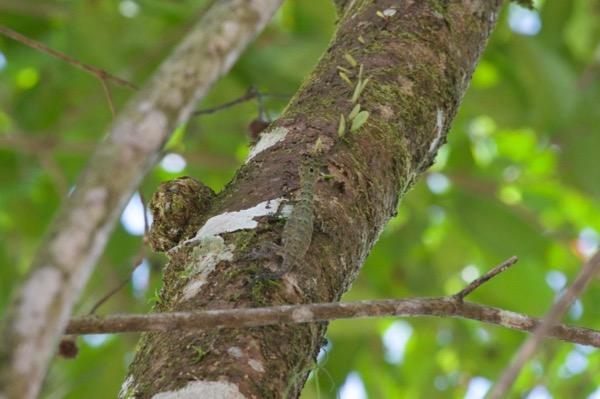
244 238 306 288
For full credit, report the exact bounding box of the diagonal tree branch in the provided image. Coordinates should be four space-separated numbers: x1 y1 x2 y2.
0 2 284 398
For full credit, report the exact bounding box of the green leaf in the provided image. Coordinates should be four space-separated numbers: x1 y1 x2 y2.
339 72 353 85
351 77 370 103
350 111 369 132
344 52 357 68
336 65 352 74
348 104 361 120
337 114 346 137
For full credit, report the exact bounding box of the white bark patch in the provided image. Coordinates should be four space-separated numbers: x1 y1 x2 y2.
152 381 245 399
181 236 234 299
248 359 264 372
135 110 168 150
394 300 421 317
181 279 205 300
191 236 233 271
13 266 63 375
179 199 284 299
428 108 444 153
118 376 135 399
138 100 152 113
291 308 314 323
499 310 529 329
187 198 284 243
280 203 293 218
220 21 242 71
113 110 168 155
245 126 288 162
164 89 185 112
227 346 242 358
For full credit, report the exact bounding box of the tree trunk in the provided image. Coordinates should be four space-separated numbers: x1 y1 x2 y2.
123 0 505 397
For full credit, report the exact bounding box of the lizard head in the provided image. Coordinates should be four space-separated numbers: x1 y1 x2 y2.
299 155 321 183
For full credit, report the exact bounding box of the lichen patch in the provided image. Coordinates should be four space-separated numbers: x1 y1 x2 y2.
428 108 444 153
227 346 243 358
178 198 286 299
118 376 135 399
245 126 289 162
185 198 285 243
291 308 314 323
151 381 245 399
248 359 265 373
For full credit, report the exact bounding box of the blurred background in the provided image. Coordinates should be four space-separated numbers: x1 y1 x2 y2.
1 0 600 397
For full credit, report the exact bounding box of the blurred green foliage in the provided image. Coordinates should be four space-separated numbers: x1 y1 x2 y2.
1 0 600 398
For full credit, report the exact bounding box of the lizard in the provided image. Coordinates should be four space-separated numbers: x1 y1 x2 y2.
246 152 322 291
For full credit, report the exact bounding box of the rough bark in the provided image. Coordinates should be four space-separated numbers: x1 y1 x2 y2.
123 0 507 398
0 1 283 398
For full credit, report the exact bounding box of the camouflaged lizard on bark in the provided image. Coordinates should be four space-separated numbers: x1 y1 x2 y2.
247 154 321 290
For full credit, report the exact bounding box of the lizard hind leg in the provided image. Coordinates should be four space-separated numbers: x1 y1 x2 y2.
242 241 285 292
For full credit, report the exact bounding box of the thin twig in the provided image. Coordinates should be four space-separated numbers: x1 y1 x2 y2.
87 276 131 316
193 86 259 116
87 244 148 315
192 86 289 116
100 78 117 117
454 256 519 301
0 25 138 92
487 251 600 399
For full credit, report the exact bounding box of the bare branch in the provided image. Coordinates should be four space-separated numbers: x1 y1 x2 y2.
488 251 600 399
65 297 600 348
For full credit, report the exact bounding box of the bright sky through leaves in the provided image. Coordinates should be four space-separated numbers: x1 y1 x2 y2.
508 4 542 36
339 372 367 399
120 193 147 236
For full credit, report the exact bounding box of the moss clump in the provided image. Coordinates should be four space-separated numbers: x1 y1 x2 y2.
148 176 216 252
